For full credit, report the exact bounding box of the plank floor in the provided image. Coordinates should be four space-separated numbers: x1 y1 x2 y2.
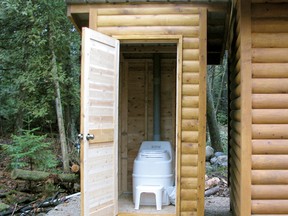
118 193 176 215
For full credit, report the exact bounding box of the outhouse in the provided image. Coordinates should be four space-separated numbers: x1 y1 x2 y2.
66 1 230 215
228 0 288 215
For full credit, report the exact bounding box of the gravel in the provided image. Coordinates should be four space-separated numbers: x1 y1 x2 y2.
46 195 81 216
45 195 232 216
205 197 232 216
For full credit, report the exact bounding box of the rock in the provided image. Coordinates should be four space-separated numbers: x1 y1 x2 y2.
220 162 228 167
215 152 225 157
211 155 228 167
210 157 217 164
0 202 10 212
217 155 228 164
206 146 214 161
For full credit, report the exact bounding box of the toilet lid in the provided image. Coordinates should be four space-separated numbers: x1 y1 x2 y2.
140 150 169 159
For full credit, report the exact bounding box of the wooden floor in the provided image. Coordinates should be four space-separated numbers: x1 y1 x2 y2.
118 193 176 215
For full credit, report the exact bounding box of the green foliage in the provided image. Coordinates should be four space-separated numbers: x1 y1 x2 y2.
4 128 57 171
0 0 80 137
217 112 228 126
206 165 228 178
220 129 228 154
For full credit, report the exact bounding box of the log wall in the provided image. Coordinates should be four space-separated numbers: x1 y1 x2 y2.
229 1 242 214
230 1 288 215
229 0 252 215
87 4 206 215
251 1 288 215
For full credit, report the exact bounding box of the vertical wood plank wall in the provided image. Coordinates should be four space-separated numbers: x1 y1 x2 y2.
250 1 288 215
229 0 252 215
120 59 176 193
88 4 206 215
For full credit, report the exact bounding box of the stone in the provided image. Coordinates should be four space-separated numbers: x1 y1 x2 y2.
217 155 228 164
220 161 228 167
215 152 225 157
211 155 228 167
210 157 217 164
206 146 214 161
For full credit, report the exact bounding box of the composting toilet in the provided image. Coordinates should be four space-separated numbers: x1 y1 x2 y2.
132 141 175 208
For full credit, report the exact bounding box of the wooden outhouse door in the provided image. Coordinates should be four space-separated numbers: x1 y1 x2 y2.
80 27 119 216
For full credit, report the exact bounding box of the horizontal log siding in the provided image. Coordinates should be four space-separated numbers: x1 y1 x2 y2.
228 1 241 215
91 4 205 215
229 0 253 215
251 2 288 215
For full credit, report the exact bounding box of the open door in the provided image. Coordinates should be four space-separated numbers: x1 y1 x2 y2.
80 27 119 216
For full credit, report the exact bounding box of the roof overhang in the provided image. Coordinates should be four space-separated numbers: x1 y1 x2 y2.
66 0 231 64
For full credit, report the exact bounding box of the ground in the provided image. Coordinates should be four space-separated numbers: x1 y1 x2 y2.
205 197 232 216
1 139 232 216
45 195 232 216
46 195 81 216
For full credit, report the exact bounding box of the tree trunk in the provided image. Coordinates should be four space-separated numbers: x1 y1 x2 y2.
65 103 77 144
207 70 224 152
209 66 216 91
205 186 220 197
11 169 78 182
215 61 228 114
51 51 70 172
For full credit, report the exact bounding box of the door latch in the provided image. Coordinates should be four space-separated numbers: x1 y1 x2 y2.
75 133 83 153
78 133 83 140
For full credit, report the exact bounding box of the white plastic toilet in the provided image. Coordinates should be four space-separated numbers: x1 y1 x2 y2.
132 141 175 208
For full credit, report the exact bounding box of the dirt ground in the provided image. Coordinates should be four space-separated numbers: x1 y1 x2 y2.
1 140 231 216
45 195 232 216
205 196 232 216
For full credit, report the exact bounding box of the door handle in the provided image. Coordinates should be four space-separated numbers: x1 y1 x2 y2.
86 133 94 141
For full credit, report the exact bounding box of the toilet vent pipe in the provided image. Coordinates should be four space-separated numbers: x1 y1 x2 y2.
153 54 161 141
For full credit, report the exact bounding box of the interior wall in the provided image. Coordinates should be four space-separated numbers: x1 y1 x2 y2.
119 55 176 193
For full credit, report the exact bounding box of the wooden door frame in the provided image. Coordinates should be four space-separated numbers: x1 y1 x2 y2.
114 34 182 216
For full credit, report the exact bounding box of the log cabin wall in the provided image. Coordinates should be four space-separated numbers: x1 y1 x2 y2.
230 0 288 215
251 1 288 215
228 0 252 215
87 4 207 215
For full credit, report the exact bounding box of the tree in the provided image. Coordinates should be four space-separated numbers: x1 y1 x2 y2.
5 128 57 171
207 65 224 152
215 57 228 115
0 0 80 172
